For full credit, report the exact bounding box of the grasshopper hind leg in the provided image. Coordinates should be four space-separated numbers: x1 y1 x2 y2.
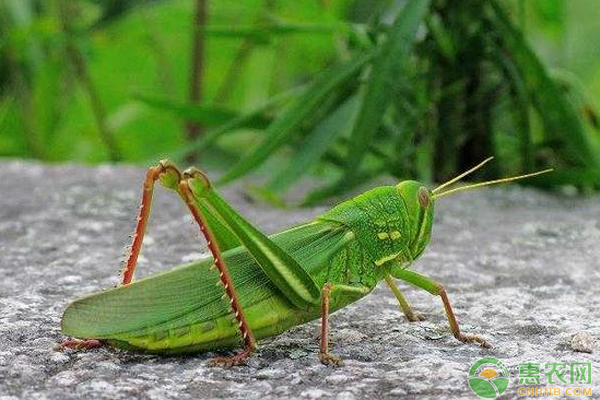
57 338 103 350
60 161 258 365
178 169 257 366
58 164 172 352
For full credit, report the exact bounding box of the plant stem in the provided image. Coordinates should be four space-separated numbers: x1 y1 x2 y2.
58 0 122 162
213 40 253 104
213 0 276 104
185 0 208 163
140 10 176 97
10 61 44 159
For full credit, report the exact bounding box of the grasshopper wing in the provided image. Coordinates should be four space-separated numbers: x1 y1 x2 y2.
62 221 352 340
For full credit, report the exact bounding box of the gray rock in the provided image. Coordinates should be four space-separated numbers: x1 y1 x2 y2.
571 331 596 354
0 161 599 400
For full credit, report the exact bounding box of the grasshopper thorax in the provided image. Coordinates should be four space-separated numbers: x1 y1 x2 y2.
319 182 434 274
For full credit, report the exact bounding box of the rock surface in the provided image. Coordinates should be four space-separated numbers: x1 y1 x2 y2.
0 161 598 400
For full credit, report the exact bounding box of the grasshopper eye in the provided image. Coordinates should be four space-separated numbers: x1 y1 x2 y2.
418 187 429 208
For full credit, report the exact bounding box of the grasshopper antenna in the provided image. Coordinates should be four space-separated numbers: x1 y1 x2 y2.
433 168 553 199
432 157 495 195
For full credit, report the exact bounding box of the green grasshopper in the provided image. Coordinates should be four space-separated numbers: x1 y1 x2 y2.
59 157 551 366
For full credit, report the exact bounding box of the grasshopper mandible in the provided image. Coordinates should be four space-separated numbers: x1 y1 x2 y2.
59 157 551 366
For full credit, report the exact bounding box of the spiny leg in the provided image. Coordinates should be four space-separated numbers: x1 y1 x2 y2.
385 275 425 322
122 162 181 285
393 269 490 348
179 174 256 366
60 161 258 361
320 283 370 366
183 168 321 311
57 339 102 350
125 162 256 364
59 162 179 351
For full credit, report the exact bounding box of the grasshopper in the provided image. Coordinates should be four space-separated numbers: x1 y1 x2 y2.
59 157 551 366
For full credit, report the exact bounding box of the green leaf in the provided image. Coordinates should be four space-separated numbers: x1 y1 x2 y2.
425 14 455 62
243 184 287 208
302 167 383 206
169 84 306 161
217 51 375 185
267 95 360 193
343 0 431 181
135 94 270 129
490 0 600 171
492 50 533 171
200 21 350 41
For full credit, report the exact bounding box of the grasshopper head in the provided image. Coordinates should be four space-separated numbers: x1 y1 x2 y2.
395 180 434 262
391 158 552 276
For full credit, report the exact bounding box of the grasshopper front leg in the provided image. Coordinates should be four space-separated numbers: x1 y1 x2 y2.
384 275 425 322
391 269 491 348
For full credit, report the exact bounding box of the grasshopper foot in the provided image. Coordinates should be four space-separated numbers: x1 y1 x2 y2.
210 347 253 367
406 312 426 322
320 352 343 366
57 338 103 351
457 333 491 349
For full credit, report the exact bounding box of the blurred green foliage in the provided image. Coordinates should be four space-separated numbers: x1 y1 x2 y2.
0 0 344 163
1 0 599 204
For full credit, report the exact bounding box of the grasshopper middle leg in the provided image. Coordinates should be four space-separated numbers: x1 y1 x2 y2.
320 283 370 366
